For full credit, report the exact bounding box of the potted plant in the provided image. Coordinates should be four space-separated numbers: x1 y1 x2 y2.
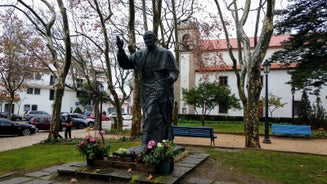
77 130 110 165
140 140 175 174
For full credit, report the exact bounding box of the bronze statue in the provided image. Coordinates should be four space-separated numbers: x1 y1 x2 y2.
116 31 179 145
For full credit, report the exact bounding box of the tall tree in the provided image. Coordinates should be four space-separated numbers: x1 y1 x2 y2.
69 0 133 130
272 0 327 89
0 10 41 118
1 0 73 139
213 0 276 148
127 0 143 137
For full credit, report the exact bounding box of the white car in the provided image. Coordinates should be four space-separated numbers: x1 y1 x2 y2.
109 113 132 120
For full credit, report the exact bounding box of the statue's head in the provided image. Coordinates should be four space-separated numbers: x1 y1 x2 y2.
143 31 157 49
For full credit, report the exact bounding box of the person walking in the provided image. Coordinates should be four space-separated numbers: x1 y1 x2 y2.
64 114 73 139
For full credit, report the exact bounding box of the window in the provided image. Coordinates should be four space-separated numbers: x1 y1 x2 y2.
31 105 38 111
27 88 33 94
219 104 228 114
50 75 56 85
219 76 228 86
76 79 84 88
49 89 54 100
34 73 42 80
24 104 30 112
76 91 81 98
182 107 187 114
27 88 41 95
182 34 191 50
294 101 300 117
39 117 46 123
34 88 40 95
108 107 116 114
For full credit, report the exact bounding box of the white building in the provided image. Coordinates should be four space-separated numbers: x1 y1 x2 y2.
176 24 327 118
0 71 131 117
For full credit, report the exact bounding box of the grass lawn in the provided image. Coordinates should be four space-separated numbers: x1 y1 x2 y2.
178 119 327 137
208 148 327 184
0 139 140 176
179 120 270 134
0 139 326 184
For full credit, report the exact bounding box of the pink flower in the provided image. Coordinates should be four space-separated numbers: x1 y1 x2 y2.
99 130 105 137
78 141 85 147
89 137 97 143
85 135 97 143
147 140 156 148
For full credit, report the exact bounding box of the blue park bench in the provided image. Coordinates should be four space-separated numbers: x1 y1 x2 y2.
172 125 217 146
272 124 311 137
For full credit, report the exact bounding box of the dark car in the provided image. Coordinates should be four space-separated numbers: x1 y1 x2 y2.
29 115 65 131
24 110 50 121
0 118 37 136
0 112 23 121
61 113 94 129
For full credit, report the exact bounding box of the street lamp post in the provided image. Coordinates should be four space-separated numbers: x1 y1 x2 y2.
262 59 271 144
99 84 104 131
291 86 295 123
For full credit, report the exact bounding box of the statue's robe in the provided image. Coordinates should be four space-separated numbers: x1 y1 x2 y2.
118 46 179 145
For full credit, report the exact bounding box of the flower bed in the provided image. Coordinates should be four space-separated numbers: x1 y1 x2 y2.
76 129 110 164
76 135 187 174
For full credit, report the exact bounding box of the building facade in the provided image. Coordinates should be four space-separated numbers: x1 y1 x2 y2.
0 71 131 117
176 23 327 118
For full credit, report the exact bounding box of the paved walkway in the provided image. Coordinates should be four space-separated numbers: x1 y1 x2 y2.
1 123 326 155
174 134 327 156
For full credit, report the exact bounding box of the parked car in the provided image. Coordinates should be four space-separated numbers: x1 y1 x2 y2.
82 111 94 117
24 110 50 121
0 118 37 136
88 114 110 121
0 112 23 121
61 113 94 129
29 115 65 131
109 113 132 120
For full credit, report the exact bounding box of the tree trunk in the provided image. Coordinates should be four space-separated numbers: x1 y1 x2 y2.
131 71 142 138
172 101 178 125
48 0 72 140
93 97 100 130
127 0 142 137
244 66 262 148
49 84 64 139
200 115 205 126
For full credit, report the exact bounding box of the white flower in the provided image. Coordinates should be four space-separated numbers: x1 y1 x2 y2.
157 143 163 147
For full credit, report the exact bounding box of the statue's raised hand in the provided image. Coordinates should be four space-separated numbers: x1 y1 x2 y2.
116 36 124 50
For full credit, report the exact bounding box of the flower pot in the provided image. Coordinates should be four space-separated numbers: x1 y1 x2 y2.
155 160 171 175
86 153 104 165
86 155 95 165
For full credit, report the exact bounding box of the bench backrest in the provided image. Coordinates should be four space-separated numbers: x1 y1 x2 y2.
272 124 311 136
172 126 215 138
